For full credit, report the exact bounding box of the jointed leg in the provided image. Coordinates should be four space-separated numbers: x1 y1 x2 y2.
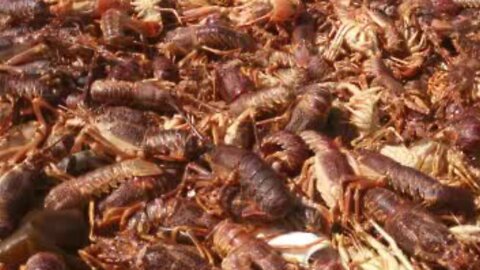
178 50 198 68
88 200 97 241
159 226 214 264
201 46 241 56
239 12 272 27
343 177 384 223
72 126 135 159
296 157 316 198
10 127 44 163
165 162 213 198
158 8 183 24
44 163 75 182
256 110 290 127
32 97 58 135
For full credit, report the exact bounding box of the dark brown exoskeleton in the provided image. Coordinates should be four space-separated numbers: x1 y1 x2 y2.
152 56 179 82
0 27 41 63
214 60 254 103
94 174 182 231
90 80 177 113
143 128 203 161
0 73 67 158
309 247 345 270
206 145 293 220
0 209 88 268
44 159 164 210
107 56 152 82
212 220 289 270
71 106 162 157
72 106 203 161
0 73 65 111
364 187 480 270
0 125 75 237
0 0 49 22
24 252 67 270
229 86 298 119
122 198 220 266
98 175 178 213
441 113 480 159
160 23 256 56
80 236 213 270
5 59 57 77
355 149 476 217
285 84 332 133
126 197 221 236
134 242 214 270
0 155 45 238
259 130 310 176
218 185 250 220
0 73 64 102
48 150 112 178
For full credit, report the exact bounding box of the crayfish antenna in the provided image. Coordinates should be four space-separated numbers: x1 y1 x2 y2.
165 95 211 146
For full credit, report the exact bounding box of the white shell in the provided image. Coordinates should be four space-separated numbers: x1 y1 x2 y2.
267 232 331 266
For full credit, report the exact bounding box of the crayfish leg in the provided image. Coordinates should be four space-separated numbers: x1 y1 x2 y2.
256 110 291 127
239 12 272 27
95 202 145 230
165 162 213 198
10 129 44 164
5 43 49 66
0 64 23 75
178 50 198 68
342 177 384 224
44 163 75 182
31 97 58 135
178 228 215 264
201 46 241 56
295 157 316 198
158 8 183 24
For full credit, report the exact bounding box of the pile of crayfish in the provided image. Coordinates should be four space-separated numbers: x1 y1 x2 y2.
1 0 480 269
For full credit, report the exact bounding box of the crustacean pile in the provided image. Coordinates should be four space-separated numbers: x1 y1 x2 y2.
0 0 480 269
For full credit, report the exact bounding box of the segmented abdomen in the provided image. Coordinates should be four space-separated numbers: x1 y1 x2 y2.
143 129 199 160
229 86 296 117
260 131 310 175
0 0 47 19
285 85 332 133
0 74 54 100
452 0 480 7
357 149 475 215
364 188 478 269
100 9 125 43
91 80 174 111
44 159 163 210
238 153 293 218
195 25 255 51
0 163 36 238
90 80 136 103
